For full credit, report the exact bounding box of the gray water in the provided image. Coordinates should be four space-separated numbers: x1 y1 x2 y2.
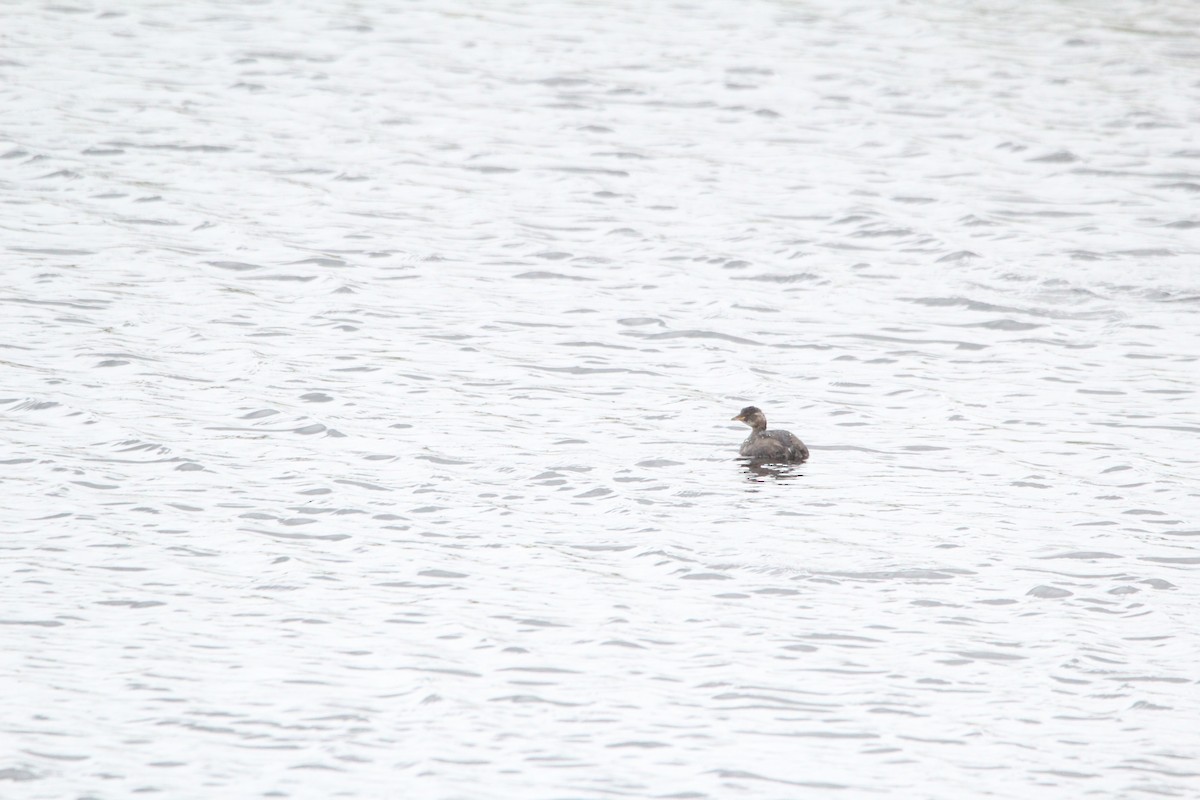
3 1 1199 798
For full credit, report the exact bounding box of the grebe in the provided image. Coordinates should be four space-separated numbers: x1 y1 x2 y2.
732 406 809 463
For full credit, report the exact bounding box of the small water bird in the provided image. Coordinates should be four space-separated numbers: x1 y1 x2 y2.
731 406 809 463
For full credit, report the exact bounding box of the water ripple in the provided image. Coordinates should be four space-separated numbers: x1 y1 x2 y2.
1 1 1198 798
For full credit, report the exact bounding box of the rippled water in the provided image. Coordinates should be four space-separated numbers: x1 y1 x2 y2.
3 1 1199 797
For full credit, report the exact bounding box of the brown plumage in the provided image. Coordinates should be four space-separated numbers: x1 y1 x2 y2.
731 406 809 463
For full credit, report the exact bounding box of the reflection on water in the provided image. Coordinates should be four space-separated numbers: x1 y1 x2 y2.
2 0 1199 798
741 459 807 483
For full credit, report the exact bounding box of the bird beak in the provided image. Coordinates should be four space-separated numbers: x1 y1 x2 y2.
731 415 742 421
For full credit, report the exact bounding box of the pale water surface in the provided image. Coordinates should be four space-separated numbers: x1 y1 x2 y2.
2 1 1199 798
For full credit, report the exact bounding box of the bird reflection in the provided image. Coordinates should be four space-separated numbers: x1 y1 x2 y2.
740 459 805 482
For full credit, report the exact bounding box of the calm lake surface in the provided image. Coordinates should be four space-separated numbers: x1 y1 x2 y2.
3 1 1199 797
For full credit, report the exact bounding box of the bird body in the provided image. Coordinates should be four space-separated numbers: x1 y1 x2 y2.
732 406 808 463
